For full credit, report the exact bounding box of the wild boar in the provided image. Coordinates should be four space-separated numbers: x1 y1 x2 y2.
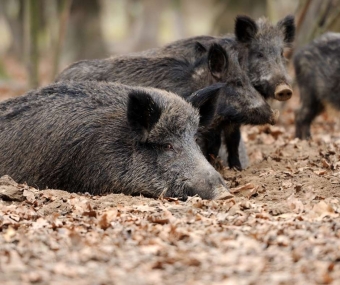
56 42 277 170
294 32 340 139
0 81 232 200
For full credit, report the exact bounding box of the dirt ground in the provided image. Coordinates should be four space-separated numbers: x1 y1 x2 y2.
1 79 340 284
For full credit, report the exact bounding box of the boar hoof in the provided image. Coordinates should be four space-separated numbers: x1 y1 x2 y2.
274 84 293 101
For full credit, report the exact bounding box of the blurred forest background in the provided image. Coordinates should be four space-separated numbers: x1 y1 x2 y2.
0 0 340 96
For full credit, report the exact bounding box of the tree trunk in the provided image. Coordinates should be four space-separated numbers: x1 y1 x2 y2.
0 0 25 59
65 0 107 61
295 0 340 49
130 0 166 51
25 0 40 88
51 0 72 80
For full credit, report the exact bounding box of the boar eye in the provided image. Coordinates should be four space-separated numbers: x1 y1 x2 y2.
256 52 264 58
236 80 243 87
163 143 174 151
281 49 284 57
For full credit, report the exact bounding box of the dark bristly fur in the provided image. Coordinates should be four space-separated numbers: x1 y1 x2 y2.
133 15 295 169
139 15 295 100
57 42 276 170
0 81 231 200
236 15 295 99
294 32 340 140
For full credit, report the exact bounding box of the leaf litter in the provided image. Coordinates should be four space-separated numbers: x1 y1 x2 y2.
1 95 340 284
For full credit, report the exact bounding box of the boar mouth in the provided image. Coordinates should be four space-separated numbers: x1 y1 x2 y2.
246 106 279 125
221 104 277 126
254 83 293 102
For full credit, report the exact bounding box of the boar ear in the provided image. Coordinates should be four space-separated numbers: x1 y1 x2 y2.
187 83 225 127
235 15 258 43
208 43 228 80
277 15 295 44
127 91 162 141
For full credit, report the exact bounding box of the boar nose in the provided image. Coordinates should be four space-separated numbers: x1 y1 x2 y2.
274 84 293 101
213 184 234 200
187 167 233 200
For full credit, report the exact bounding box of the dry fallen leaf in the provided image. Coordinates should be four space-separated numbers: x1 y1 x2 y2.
249 149 264 163
309 201 339 220
3 226 16 242
23 189 36 203
287 194 304 214
0 175 25 201
230 183 259 199
260 133 275 145
259 169 275 177
314 169 327 176
230 183 257 194
321 158 331 169
282 180 293 189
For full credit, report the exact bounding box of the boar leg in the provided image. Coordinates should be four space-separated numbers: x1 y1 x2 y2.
224 125 242 170
206 129 222 162
200 126 223 167
295 90 324 140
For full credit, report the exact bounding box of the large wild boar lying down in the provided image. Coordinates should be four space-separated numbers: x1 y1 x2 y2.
57 42 278 170
0 81 233 200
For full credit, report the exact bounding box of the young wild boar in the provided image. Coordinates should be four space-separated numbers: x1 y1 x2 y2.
56 43 278 170
140 15 295 169
146 15 295 101
0 81 233 200
294 32 340 140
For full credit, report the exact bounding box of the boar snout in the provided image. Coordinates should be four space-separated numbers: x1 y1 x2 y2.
186 166 233 200
213 184 234 200
274 83 293 101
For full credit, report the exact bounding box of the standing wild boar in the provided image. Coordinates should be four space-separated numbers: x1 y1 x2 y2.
56 42 278 170
140 15 295 168
0 81 233 200
294 32 340 140
146 15 295 101
233 15 295 101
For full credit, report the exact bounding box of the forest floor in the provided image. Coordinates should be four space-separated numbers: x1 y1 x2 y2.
1 75 340 284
